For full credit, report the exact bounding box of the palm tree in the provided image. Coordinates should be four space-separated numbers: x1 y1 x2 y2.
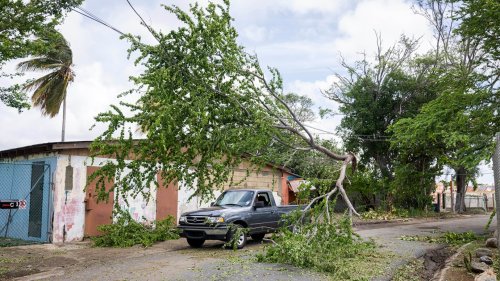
17 31 75 142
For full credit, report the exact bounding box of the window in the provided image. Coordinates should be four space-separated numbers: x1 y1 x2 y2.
256 192 271 207
215 190 254 207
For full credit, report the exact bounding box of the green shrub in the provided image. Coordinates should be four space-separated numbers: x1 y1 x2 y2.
361 207 411 221
485 209 495 231
441 231 477 245
92 212 179 247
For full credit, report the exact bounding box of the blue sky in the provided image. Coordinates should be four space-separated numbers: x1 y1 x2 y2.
0 0 494 183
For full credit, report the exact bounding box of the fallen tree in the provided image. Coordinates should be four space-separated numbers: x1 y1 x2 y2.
89 0 359 219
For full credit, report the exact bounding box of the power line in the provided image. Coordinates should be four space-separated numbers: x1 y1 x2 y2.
71 7 125 36
125 0 148 26
125 0 159 42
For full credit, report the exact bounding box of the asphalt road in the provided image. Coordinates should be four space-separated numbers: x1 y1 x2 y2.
19 214 495 281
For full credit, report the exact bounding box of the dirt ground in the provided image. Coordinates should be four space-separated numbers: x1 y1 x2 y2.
0 238 328 281
0 214 495 281
0 241 159 280
0 239 203 280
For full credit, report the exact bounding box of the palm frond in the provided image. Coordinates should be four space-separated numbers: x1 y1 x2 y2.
23 72 60 93
16 31 74 118
29 69 72 117
17 57 64 72
44 77 69 117
30 73 64 117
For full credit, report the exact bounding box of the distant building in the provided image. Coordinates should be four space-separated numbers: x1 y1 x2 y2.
433 181 495 211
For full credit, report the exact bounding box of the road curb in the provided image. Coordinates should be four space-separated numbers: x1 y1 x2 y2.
433 242 472 281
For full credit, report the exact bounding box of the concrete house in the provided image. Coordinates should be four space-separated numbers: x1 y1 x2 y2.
0 141 298 244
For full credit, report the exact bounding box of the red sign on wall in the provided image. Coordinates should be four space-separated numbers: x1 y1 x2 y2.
19 200 27 209
0 200 19 209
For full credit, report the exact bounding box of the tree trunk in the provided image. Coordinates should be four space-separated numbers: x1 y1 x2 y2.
375 155 394 180
454 167 467 213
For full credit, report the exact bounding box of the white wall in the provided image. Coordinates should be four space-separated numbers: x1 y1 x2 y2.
52 155 87 243
52 155 158 243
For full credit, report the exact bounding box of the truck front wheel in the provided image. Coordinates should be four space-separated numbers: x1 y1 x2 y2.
226 225 247 249
187 238 205 248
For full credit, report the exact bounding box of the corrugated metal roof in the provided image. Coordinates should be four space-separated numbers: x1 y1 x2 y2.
0 141 93 159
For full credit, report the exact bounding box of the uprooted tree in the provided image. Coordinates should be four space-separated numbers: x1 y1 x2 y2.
89 0 359 217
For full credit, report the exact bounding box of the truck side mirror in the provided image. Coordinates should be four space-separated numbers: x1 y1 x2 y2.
254 201 265 208
210 202 215 206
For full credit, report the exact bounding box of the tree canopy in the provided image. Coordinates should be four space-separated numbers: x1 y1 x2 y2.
0 0 82 111
453 0 500 66
17 31 74 117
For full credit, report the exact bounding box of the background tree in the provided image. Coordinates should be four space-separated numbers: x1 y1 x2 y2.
390 0 499 212
325 36 440 209
0 0 82 111
453 0 499 72
17 32 75 141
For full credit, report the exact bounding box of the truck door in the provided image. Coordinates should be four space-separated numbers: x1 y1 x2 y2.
251 192 279 232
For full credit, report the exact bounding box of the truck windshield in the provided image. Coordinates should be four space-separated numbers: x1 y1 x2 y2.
215 191 254 207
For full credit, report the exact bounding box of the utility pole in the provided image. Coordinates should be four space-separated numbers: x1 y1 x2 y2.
450 177 454 213
61 98 66 142
493 132 500 252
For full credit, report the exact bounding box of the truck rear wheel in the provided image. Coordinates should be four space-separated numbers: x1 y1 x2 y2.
187 238 205 248
251 233 265 242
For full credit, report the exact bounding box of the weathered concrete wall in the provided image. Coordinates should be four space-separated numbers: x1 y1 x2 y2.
116 180 157 224
52 155 114 243
52 155 159 243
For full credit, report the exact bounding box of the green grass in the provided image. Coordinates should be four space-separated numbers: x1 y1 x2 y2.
392 259 425 281
359 207 460 222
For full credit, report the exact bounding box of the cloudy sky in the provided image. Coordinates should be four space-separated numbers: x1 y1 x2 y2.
0 0 494 183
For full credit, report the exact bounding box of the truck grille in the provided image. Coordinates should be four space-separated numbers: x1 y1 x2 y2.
186 216 207 224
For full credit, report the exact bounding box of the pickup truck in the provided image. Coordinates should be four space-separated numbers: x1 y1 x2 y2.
178 189 302 249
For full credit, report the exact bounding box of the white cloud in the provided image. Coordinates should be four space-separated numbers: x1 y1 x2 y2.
288 0 350 15
242 25 270 43
333 0 434 62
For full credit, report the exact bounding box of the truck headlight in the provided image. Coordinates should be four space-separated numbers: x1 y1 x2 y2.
179 216 186 223
207 217 224 223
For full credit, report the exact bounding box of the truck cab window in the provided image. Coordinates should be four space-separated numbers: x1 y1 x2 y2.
256 192 271 207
